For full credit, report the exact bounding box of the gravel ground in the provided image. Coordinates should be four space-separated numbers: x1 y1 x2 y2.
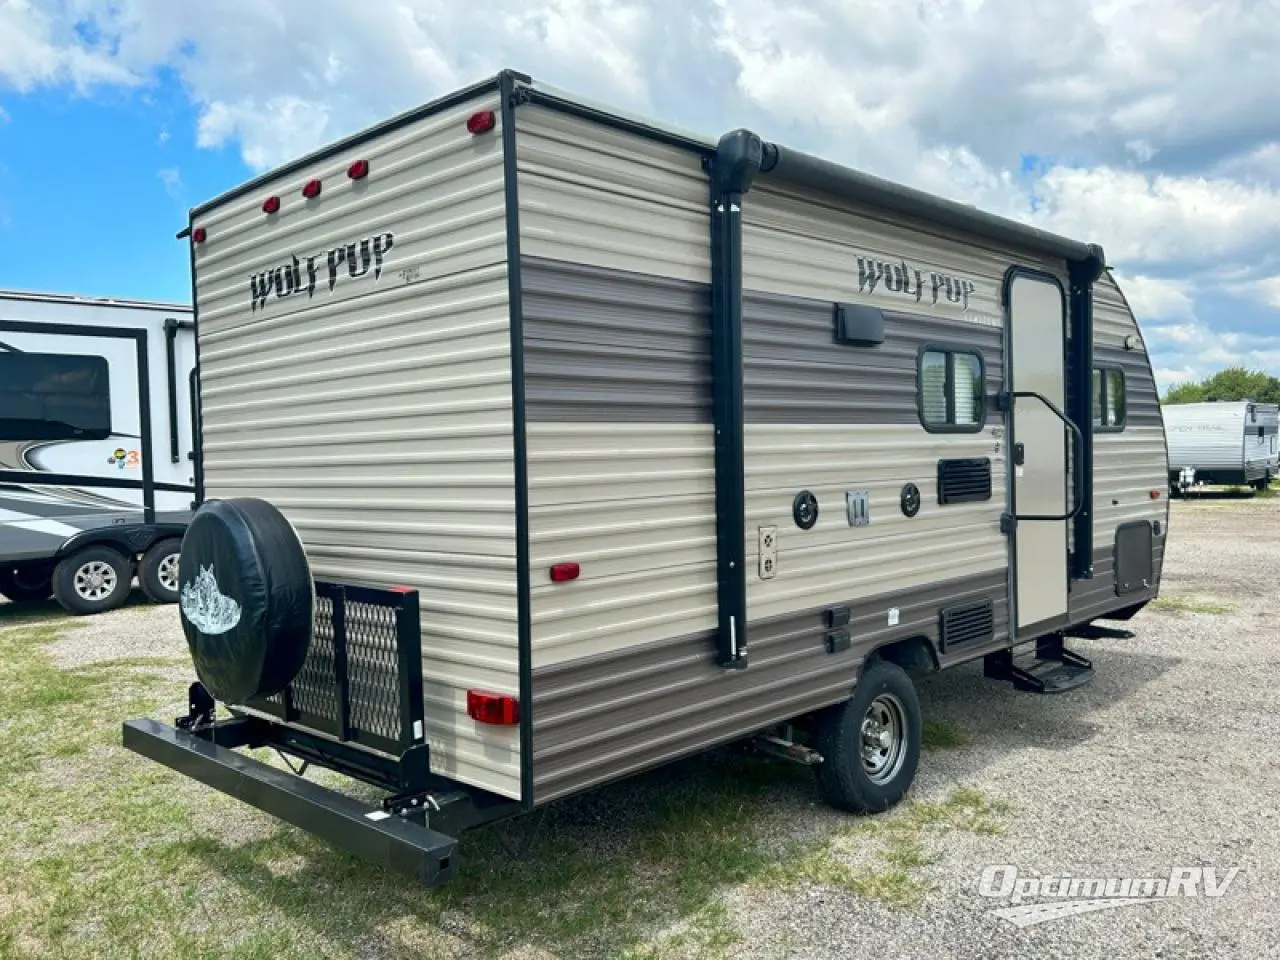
725 493 1280 960
9 494 1279 959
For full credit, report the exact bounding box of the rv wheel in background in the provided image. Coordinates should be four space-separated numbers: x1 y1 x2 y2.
138 538 184 604
0 565 54 603
51 546 133 616
813 658 922 814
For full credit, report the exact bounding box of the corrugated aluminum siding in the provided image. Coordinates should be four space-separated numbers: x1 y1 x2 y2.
739 186 1021 621
1091 273 1169 555
515 103 709 284
514 107 715 673
192 90 522 799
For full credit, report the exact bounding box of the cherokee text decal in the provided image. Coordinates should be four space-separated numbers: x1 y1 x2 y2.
249 231 394 312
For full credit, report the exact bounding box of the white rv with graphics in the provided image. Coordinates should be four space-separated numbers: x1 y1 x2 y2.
1163 400 1278 494
0 291 197 614
125 70 1170 886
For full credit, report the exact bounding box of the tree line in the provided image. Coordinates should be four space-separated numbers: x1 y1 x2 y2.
1162 367 1280 404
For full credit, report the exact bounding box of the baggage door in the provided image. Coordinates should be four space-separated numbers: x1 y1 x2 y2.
1005 270 1077 635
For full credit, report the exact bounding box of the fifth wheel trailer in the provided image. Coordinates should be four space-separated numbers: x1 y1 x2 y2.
1163 400 1278 494
123 70 1170 885
0 291 197 614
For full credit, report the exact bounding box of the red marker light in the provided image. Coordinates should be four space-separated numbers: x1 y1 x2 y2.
549 562 580 582
467 690 519 726
192 227 207 243
347 159 370 180
302 179 322 199
262 195 280 214
466 110 496 135
1150 489 1162 499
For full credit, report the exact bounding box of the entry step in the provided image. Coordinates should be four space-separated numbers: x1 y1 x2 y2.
983 635 1094 694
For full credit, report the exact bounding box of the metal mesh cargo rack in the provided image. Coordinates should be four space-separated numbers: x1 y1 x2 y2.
243 581 426 757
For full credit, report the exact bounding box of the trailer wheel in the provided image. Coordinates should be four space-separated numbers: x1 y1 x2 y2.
813 658 921 814
52 546 132 616
138 538 183 604
0 566 54 603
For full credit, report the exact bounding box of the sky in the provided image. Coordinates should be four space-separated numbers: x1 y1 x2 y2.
1 0 1278 392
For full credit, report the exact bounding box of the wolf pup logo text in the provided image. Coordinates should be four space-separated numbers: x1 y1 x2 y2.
248 232 394 312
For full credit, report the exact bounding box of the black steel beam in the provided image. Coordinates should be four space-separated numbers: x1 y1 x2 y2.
122 717 458 886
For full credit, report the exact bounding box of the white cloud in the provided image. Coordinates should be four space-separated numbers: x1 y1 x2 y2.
0 0 1278 383
0 0 136 92
1114 274 1197 323
156 166 181 201
1253 277 1280 310
1144 321 1280 390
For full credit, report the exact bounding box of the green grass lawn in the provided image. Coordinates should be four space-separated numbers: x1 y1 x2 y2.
0 613 1009 959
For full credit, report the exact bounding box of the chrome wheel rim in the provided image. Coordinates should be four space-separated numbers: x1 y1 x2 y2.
158 553 180 594
860 693 908 785
74 561 118 602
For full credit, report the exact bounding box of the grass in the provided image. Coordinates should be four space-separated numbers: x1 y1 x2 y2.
1149 594 1233 615
922 720 972 750
0 615 1011 959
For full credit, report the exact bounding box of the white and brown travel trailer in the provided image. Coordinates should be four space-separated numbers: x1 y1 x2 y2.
1163 400 1278 495
0 291 197 614
124 70 1170 885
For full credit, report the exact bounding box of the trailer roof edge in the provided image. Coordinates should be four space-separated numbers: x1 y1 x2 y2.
0 290 193 312
189 72 514 219
754 140 1101 265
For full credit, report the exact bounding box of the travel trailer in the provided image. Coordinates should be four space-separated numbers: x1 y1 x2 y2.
0 291 197 614
1163 400 1278 495
124 70 1170 886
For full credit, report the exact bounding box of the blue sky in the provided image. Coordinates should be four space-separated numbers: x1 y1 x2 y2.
1 0 1278 389
0 71 245 303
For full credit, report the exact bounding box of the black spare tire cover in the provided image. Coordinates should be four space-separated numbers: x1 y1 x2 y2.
177 497 314 704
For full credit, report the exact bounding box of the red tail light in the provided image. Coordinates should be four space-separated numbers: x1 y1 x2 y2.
467 690 519 725
262 195 280 214
192 227 207 243
302 179 322 199
466 110 496 135
549 562 580 582
347 159 370 180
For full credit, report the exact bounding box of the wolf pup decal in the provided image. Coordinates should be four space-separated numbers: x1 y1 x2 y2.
179 564 243 635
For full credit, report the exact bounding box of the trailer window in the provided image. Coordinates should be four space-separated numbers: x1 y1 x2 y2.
919 348 984 432
1093 367 1125 431
0 351 112 442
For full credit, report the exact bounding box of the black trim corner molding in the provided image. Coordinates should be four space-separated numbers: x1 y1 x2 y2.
708 130 764 670
1067 245 1106 581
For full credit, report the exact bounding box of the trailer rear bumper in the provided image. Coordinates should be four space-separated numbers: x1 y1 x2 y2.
122 717 458 886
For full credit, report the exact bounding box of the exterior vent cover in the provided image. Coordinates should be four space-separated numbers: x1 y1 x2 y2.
939 598 994 652
937 457 992 504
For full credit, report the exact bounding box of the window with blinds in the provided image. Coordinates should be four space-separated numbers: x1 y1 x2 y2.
1093 367 1126 431
919 347 985 432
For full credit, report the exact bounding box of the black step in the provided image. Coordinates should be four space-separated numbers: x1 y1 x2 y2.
983 636 1095 695
1062 623 1134 640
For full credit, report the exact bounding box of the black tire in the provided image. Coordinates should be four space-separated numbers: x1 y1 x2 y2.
0 566 54 603
138 538 184 604
178 498 314 704
813 658 922 814
51 546 133 616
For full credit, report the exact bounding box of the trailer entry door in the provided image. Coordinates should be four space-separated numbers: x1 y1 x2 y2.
1006 272 1070 634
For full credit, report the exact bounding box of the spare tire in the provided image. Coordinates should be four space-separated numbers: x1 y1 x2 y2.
177 497 314 704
